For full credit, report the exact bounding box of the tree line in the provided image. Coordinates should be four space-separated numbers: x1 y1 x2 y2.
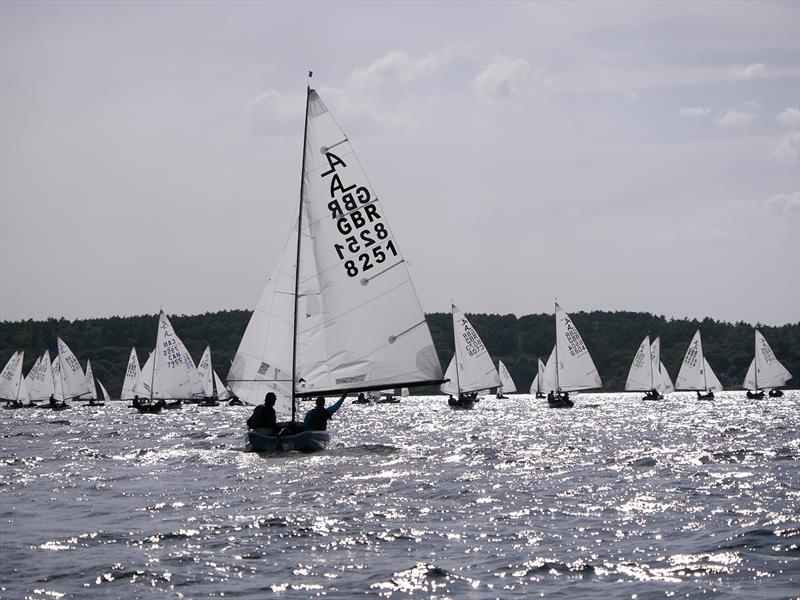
0 310 797 398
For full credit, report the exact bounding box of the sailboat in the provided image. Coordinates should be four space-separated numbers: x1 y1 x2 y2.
743 329 792 398
625 335 672 400
131 311 196 412
27 350 55 404
196 346 231 406
49 338 90 409
529 356 548 399
650 337 674 397
549 302 602 408
227 82 443 451
496 360 516 398
675 329 722 400
440 303 500 408
120 348 140 400
78 360 98 403
1 351 30 409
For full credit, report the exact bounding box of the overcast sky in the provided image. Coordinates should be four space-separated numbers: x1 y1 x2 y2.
1 0 798 326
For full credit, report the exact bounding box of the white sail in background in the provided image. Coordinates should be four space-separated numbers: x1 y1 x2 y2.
133 312 195 400
56 338 89 400
649 337 673 394
133 352 154 398
213 371 231 400
27 350 55 401
440 357 458 395
25 355 41 390
121 348 140 400
52 356 65 400
529 373 539 395
230 88 442 416
79 360 98 400
0 351 24 400
704 358 723 391
98 380 111 402
401 387 409 397
497 360 517 394
625 336 652 391
658 361 675 394
554 303 602 392
541 348 558 392
174 337 203 398
448 304 500 394
197 346 214 396
744 329 792 390
675 330 707 391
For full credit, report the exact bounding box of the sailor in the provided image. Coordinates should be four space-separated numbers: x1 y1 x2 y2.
547 390 555 403
247 392 278 434
304 394 346 431
49 394 57 407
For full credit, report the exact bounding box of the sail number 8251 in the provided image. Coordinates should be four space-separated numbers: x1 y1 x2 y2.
334 239 398 277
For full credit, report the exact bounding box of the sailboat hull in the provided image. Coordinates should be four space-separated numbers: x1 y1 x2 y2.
247 429 330 452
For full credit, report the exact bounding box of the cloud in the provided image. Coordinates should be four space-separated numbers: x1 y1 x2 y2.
765 191 800 222
473 55 540 103
678 106 710 117
350 45 468 87
772 129 800 163
241 89 305 137
776 107 800 129
715 109 754 128
729 63 766 81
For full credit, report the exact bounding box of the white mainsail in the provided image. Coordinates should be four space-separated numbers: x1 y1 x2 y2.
497 360 517 394
197 346 214 396
56 338 89 400
28 350 55 401
25 355 41 390
98 380 111 402
447 304 500 394
676 330 707 391
229 87 442 417
0 351 24 400
625 336 653 391
649 337 673 394
121 348 140 400
52 356 65 400
743 329 792 390
554 303 602 392
132 312 195 400
79 360 98 400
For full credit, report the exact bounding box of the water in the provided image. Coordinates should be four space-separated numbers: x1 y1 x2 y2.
1 392 798 599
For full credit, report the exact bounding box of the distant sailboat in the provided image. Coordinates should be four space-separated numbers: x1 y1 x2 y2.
24 355 41 397
196 346 231 406
228 83 443 451
650 337 674 396
675 330 722 400
625 335 671 400
529 356 547 399
131 311 196 412
51 338 90 409
441 303 500 408
743 329 792 398
496 360 516 398
120 348 140 400
27 350 55 403
79 360 98 401
1 351 29 409
549 302 602 408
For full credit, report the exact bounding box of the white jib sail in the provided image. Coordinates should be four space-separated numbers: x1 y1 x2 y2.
293 89 442 396
555 303 602 392
625 336 652 391
57 338 89 400
133 352 154 398
448 304 501 393
213 371 231 400
649 337 671 394
658 361 675 394
98 380 111 402
121 348 140 400
197 346 215 396
675 330 707 391
174 336 203 398
0 351 24 400
753 329 792 389
27 350 55 400
52 356 65 400
498 360 516 394
80 360 98 400
440 357 458 395
541 347 558 393
529 373 539 395
704 358 723 392
134 312 195 400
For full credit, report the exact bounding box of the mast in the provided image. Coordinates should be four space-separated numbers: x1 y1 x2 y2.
452 303 462 395
290 75 312 423
754 329 759 391
553 300 560 393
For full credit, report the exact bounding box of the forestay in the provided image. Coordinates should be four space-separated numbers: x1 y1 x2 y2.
625 336 652 391
497 360 517 394
555 303 602 392
56 338 89 400
121 348 140 400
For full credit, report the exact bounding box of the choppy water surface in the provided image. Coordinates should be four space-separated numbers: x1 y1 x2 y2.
1 392 798 599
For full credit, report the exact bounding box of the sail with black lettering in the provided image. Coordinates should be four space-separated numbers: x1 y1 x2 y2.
55 338 89 400
441 304 500 394
132 312 195 400
625 336 653 391
79 360 98 400
121 348 140 400
229 88 442 418
497 360 516 394
743 329 792 391
0 351 23 400
554 303 602 392
675 330 721 392
197 346 231 399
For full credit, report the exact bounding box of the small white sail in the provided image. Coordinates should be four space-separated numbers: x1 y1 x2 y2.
497 360 517 394
79 360 98 400
449 304 501 393
27 350 55 400
554 303 602 392
56 338 89 400
197 346 214 396
625 336 652 391
658 361 675 394
529 373 539 395
704 358 723 392
541 347 558 392
743 359 756 391
0 351 24 400
213 371 231 400
401 387 409 397
121 348 140 400
133 352 154 398
752 329 792 390
440 357 458 395
675 330 707 391
98 380 111 402
133 312 195 400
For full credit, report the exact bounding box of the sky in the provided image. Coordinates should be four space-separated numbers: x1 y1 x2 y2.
1 0 799 326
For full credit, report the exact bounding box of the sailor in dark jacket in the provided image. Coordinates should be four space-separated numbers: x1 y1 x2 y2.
247 392 278 434
303 394 346 431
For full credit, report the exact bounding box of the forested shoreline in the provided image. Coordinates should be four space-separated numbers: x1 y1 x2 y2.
1 310 797 398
